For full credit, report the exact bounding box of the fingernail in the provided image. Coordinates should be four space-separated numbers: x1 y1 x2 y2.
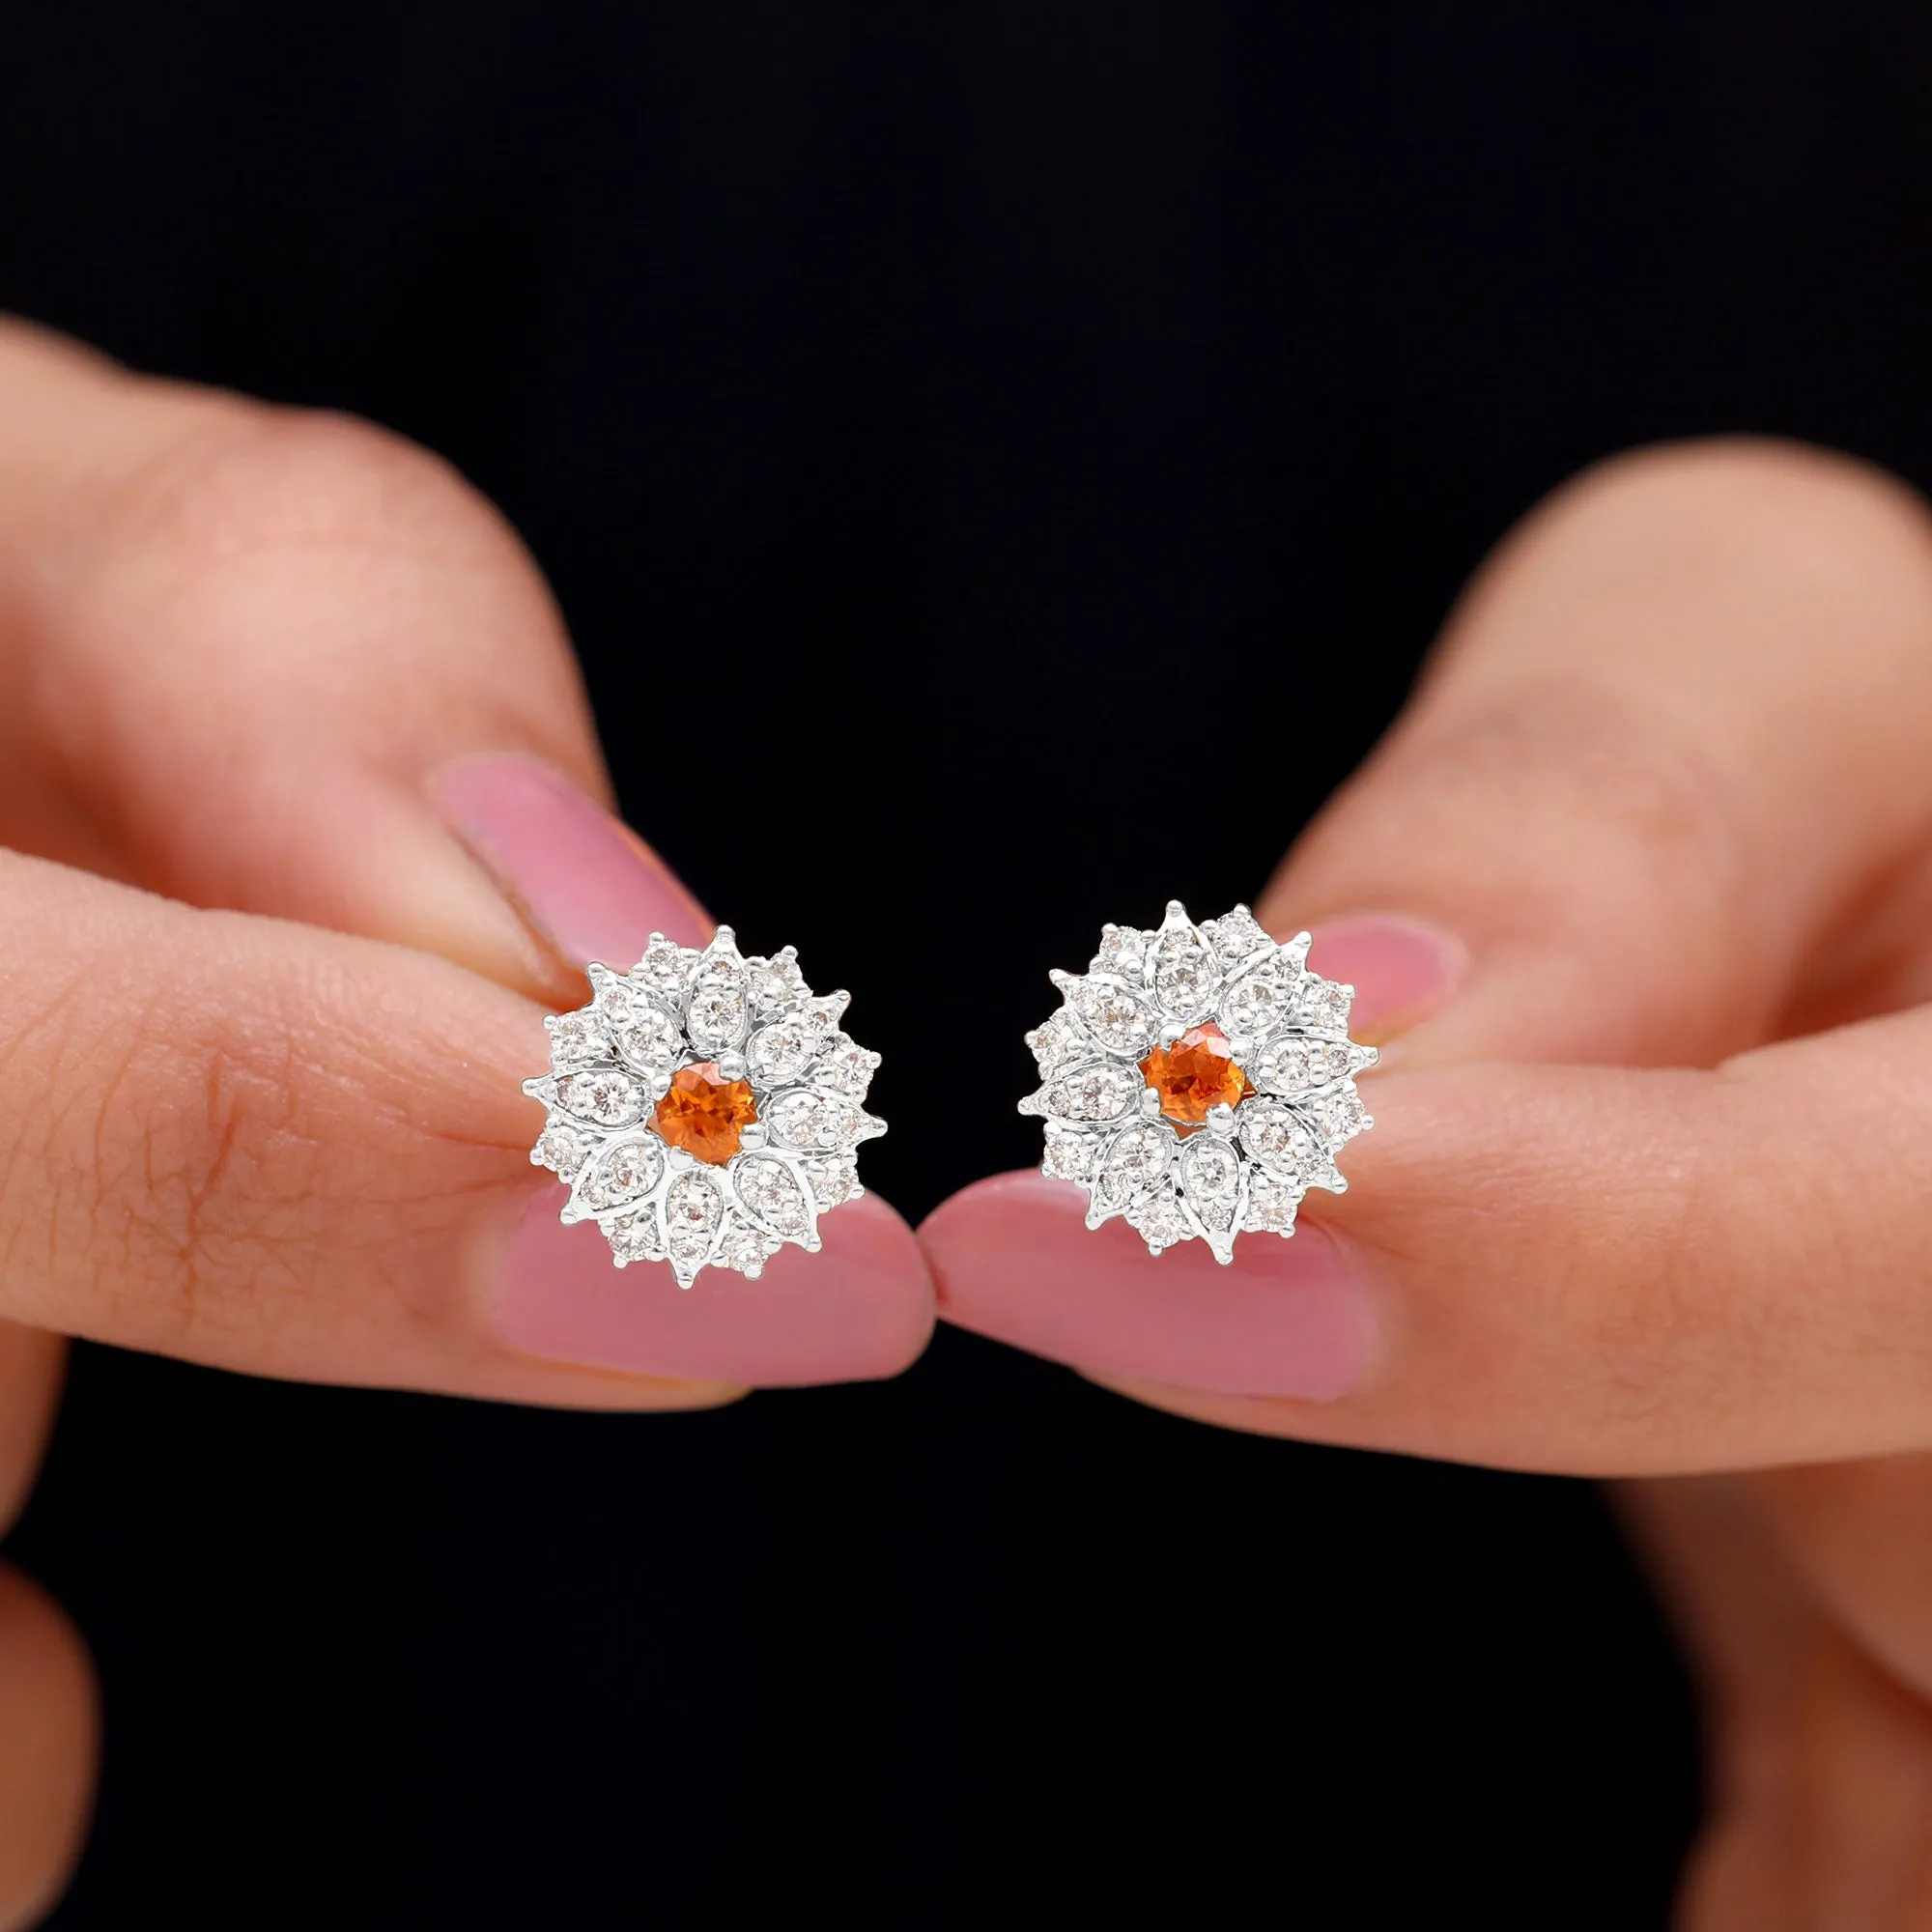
1302 913 1468 1046
493 1185 935 1387
431 753 712 971
922 1173 1379 1400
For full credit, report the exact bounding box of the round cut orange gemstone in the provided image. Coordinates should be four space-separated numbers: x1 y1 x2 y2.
653 1062 758 1165
1139 1024 1254 1128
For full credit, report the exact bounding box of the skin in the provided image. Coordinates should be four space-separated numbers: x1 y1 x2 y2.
927 437 1932 1924
1244 447 1932 1924
0 318 936 1926
3 314 1930 1922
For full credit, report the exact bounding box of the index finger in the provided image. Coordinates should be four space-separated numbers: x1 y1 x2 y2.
0 321 932 1395
0 315 697 1002
1269 438 1932 1065
926 440 1932 1471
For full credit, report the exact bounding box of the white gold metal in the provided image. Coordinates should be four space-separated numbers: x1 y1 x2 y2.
523 925 885 1287
1019 900 1378 1264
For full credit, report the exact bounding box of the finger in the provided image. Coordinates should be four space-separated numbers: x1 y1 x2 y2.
0 316 705 1000
0 319 931 1392
0 1569 95 1932
1785 1634 1932 1928
497 1183 931 1389
1749 1457 1932 1700
0 1324 63 1534
0 1260 92 1926
1671 1624 1932 1931
1740 1461 1932 1925
1264 437 1932 1066
1617 1478 1811 1928
938 1000 1932 1471
927 440 1932 1468
0 830 927 1404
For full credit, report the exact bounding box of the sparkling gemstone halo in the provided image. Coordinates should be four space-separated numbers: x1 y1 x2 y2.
524 926 885 1286
1019 900 1378 1264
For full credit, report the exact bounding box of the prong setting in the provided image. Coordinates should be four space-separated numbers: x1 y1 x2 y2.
525 927 884 1284
1020 901 1378 1264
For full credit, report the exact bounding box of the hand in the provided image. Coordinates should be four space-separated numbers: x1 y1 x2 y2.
924 439 1932 1922
0 319 933 1927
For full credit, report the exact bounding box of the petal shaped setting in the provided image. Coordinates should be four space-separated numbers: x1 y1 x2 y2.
525 926 886 1285
1019 902 1378 1264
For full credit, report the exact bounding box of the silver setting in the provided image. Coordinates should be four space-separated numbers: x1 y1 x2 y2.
525 925 884 1287
1020 900 1378 1264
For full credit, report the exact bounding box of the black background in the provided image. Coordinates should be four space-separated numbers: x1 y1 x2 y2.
7 2 1929 1924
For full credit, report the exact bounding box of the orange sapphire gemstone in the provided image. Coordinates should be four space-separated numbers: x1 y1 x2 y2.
653 1062 758 1165
1139 1024 1255 1128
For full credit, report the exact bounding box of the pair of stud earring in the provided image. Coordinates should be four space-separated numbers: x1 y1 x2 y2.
522 900 1378 1287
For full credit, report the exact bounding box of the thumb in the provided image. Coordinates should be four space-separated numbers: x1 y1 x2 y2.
0 315 706 993
0 318 932 1395
1262 438 1932 1071
925 439 1932 1473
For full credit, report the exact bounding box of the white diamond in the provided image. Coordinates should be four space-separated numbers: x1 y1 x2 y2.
610 1209 667 1262
1292 975 1354 1035
667 1225 713 1270
804 1158 859 1209
813 1037 877 1098
1242 1170 1300 1235
1219 963 1291 1037
1178 1138 1241 1239
532 936 887 1272
1018 907 1378 1264
547 1010 609 1066
1178 1135 1239 1203
766 1091 824 1149
1300 1081 1369 1144
636 935 695 999
1070 977 1152 1055
1127 1187 1193 1251
1240 1099 1317 1179
665 1167 726 1275
1094 1121 1171 1207
745 952 807 1016
1041 1124 1102 1183
735 1155 812 1236
535 1123 593 1178
1026 1010 1089 1075
718 1216 778 1275
1203 906 1271 964
610 998 680 1070
579 1137 665 1210
767 1089 861 1151
556 1068 648 1127
1092 924 1149 979
1158 957 1217 1016
1253 1035 1356 1096
1042 1063 1140 1123
684 962 749 1053
746 1018 822 1086
1154 919 1220 1021
666 1169 724 1237
799 993 850 1037
1191 1193 1236 1236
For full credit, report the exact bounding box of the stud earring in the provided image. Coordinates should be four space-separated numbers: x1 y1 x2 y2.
1019 901 1377 1263
524 926 885 1286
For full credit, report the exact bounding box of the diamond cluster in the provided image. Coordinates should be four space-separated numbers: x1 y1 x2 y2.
524 926 884 1287
1019 901 1378 1263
